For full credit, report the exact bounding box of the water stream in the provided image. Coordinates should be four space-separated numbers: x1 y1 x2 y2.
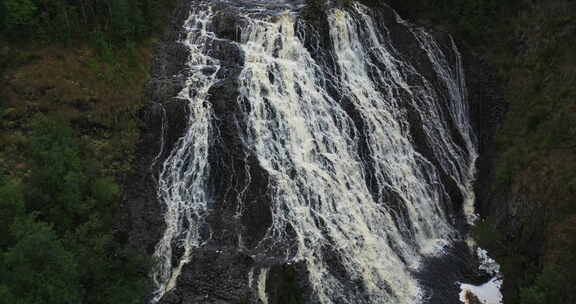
150 2 487 303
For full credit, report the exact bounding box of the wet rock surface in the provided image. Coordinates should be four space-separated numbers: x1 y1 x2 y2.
118 0 194 267
122 1 506 303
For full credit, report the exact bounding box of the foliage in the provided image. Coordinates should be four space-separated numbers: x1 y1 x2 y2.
0 116 149 304
1 216 83 304
271 265 305 304
472 216 503 249
0 179 25 248
3 0 37 28
393 1 576 303
0 0 173 302
1 0 175 46
24 117 87 230
520 264 576 304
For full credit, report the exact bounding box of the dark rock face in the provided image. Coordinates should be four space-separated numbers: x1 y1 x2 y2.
464 57 530 300
162 249 255 304
118 0 195 265
122 1 507 303
463 51 506 219
122 2 274 303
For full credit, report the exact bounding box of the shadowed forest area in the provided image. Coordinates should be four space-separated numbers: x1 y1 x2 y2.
0 0 177 302
1 0 575 303
390 1 576 303
316 1 576 303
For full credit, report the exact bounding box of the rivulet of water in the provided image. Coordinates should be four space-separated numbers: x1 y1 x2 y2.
151 3 221 302
151 2 478 303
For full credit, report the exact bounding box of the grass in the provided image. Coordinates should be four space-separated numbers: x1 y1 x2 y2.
0 39 156 178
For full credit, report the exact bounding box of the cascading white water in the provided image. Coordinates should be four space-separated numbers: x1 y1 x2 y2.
408 28 479 225
257 268 270 304
151 4 220 302
328 7 459 254
237 13 421 304
151 2 478 304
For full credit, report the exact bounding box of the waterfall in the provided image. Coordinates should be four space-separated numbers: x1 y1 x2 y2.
237 13 421 303
408 29 479 225
257 268 270 304
151 2 478 303
151 4 220 302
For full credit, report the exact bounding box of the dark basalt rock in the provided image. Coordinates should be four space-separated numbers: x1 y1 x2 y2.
161 249 255 304
121 0 507 303
117 0 194 264
464 50 507 218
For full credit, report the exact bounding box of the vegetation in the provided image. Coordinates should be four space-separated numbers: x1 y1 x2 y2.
272 265 305 304
0 117 150 304
1 0 574 303
0 0 173 44
0 0 178 302
482 3 575 303
393 0 576 303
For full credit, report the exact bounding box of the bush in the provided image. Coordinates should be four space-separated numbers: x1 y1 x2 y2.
3 0 37 28
1 0 171 45
1 216 83 304
0 116 149 304
520 264 575 304
0 180 25 248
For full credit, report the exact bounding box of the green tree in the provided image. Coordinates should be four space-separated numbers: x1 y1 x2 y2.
0 216 83 304
520 264 575 304
24 117 89 230
0 180 25 248
11 115 150 304
39 0 80 42
3 0 37 28
110 0 146 42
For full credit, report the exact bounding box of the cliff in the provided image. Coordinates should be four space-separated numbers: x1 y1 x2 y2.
397 1 576 303
124 1 505 303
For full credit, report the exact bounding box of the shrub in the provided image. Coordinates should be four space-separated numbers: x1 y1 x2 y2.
3 0 37 28
0 115 149 304
1 216 83 304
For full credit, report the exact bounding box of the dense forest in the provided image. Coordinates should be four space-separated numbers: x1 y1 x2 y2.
0 0 176 302
393 1 576 303
0 0 170 42
1 0 575 303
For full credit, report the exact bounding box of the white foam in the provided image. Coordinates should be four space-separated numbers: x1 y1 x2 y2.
257 268 270 304
151 5 220 302
459 278 503 304
459 248 503 304
152 2 480 303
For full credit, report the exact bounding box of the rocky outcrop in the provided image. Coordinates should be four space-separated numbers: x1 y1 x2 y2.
463 50 506 219
121 2 270 303
116 0 199 299
122 1 507 303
